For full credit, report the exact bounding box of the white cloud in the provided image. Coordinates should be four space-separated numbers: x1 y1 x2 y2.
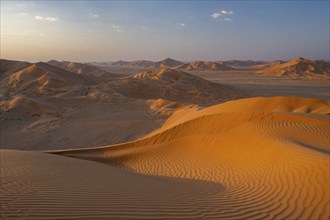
177 22 186 27
35 15 58 22
212 9 234 19
211 13 222 19
221 10 233 15
224 18 233 21
112 25 123 32
90 13 99 18
45 17 58 21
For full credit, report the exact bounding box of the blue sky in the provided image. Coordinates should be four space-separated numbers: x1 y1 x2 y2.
1 1 329 62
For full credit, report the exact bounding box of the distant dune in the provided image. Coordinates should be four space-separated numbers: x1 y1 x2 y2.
175 61 234 71
222 60 267 68
110 68 240 105
7 62 87 95
1 96 328 219
0 59 31 75
258 57 330 80
1 63 243 150
110 60 155 68
154 58 184 68
109 58 184 69
47 60 119 81
83 58 330 81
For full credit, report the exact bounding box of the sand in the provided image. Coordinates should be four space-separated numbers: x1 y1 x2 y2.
1 96 328 219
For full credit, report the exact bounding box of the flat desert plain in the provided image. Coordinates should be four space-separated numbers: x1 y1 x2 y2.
0 58 329 220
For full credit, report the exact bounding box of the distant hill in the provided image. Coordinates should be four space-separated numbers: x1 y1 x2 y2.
175 61 234 71
0 59 31 76
106 58 184 70
154 58 184 68
6 62 88 95
110 60 155 68
109 68 240 106
47 60 118 80
257 57 330 80
221 60 266 68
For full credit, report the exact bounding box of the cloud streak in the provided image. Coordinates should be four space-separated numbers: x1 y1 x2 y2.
177 22 186 27
221 10 233 15
90 13 99 18
35 15 58 22
212 9 234 21
112 25 123 32
211 13 222 19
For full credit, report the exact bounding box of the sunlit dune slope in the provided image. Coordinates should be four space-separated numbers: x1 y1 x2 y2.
49 96 330 220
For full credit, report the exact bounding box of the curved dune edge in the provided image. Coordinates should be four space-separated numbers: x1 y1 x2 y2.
47 97 330 219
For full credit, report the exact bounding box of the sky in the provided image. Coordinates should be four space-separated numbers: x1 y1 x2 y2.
1 0 329 62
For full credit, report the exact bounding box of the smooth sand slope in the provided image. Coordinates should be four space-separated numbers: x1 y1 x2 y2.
1 96 329 219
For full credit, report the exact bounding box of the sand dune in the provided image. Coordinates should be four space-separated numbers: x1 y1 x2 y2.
222 60 267 68
47 60 119 81
110 68 241 105
257 57 330 80
0 59 31 76
175 61 234 71
110 60 156 68
109 58 183 69
154 58 184 68
7 62 87 95
5 96 322 219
